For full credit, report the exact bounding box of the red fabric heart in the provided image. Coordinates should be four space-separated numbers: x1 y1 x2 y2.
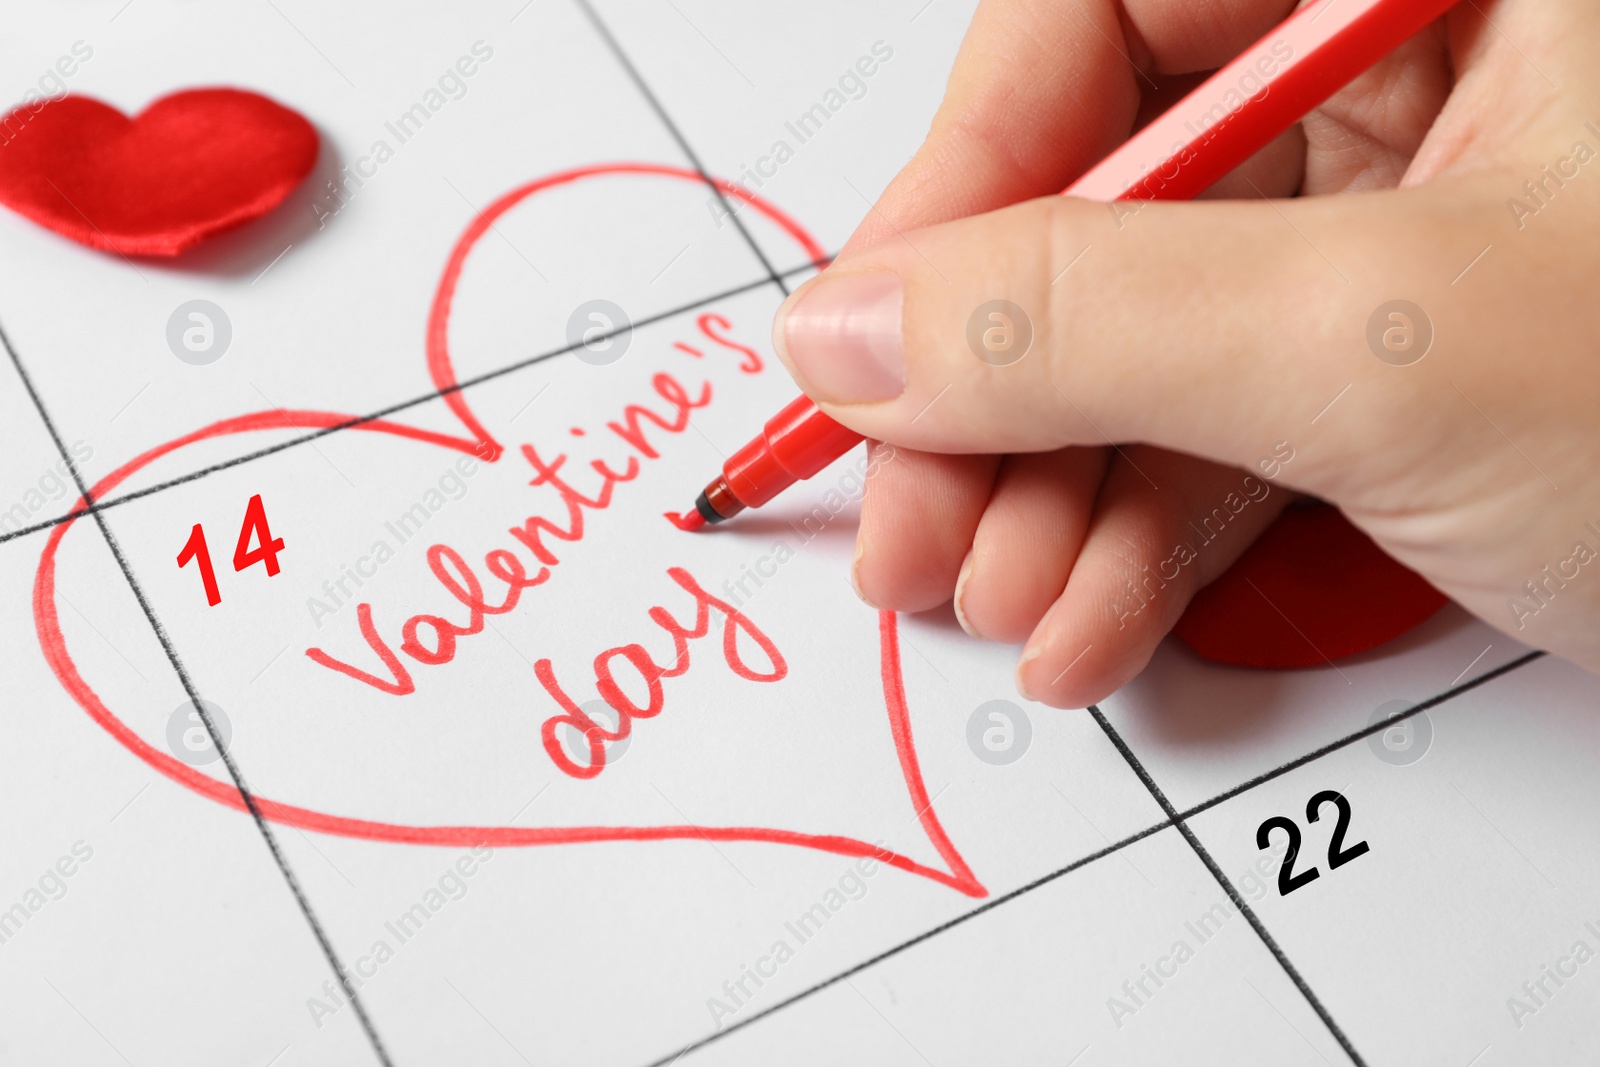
1174 501 1449 668
0 88 317 256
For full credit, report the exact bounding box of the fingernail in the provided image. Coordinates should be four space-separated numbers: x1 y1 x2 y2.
850 538 883 610
1015 647 1041 702
775 272 905 404
952 551 983 639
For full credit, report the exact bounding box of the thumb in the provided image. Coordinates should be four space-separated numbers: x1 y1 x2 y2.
770 184 1487 496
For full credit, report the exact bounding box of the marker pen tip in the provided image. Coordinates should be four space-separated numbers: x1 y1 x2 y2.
665 508 707 532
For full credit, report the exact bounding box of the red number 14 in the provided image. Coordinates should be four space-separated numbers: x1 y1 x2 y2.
176 494 285 607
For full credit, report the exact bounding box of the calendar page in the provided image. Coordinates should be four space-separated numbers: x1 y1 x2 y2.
0 3 1592 1066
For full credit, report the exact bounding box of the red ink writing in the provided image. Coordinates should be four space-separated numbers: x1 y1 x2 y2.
697 312 764 373
305 367 711 692
605 372 709 460
536 567 787 778
176 493 285 607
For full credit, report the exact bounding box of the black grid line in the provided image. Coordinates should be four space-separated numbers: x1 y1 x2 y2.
1 3 1558 1060
0 12 827 1059
638 819 1175 1067
636 646 1542 1066
0 16 832 1047
533 39 1540 1067
0 260 826 552
574 0 794 298
524 41 1530 1067
2 320 394 1067
1091 707 1366 1065
1171 649 1544 825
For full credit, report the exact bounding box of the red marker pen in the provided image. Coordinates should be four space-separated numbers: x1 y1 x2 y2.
671 0 1458 531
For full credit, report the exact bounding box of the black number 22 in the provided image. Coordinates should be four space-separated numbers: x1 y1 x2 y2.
1256 790 1371 897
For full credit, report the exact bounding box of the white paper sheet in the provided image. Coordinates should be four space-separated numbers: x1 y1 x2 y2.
1 3 1592 1065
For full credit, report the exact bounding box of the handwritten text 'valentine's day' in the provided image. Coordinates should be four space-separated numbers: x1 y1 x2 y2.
304 315 789 780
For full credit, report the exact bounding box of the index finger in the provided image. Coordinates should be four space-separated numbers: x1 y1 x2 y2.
841 0 1301 252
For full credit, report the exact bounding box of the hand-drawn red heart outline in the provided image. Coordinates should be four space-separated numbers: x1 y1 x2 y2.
33 163 988 897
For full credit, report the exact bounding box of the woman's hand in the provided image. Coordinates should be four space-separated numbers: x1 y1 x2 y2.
772 0 1600 707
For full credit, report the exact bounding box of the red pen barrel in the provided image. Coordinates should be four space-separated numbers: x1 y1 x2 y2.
694 0 1450 526
723 396 865 508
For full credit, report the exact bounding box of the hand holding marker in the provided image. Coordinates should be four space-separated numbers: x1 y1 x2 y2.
680 0 1600 705
680 0 1600 707
678 2 1600 710
679 0 1457 530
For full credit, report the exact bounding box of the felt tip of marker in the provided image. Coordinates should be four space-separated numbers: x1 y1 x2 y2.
666 481 745 531
665 508 706 532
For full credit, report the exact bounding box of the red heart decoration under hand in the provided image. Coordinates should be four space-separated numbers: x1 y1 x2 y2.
0 88 317 256
1174 501 1449 668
